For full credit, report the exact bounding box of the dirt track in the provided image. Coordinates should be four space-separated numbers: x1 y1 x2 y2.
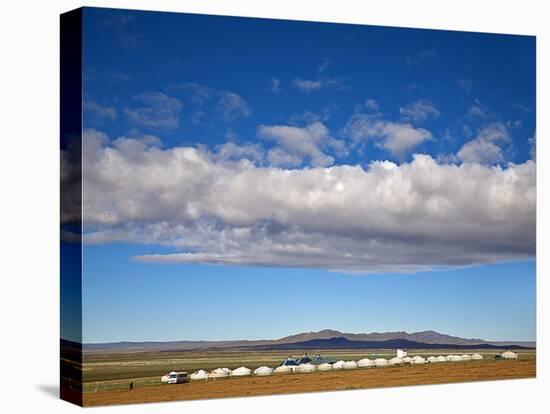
83 359 536 406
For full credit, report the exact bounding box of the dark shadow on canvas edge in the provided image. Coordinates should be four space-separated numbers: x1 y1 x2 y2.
36 384 59 399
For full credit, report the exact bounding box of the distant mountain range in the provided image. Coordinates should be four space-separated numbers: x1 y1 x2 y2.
81 329 535 353
254 337 530 351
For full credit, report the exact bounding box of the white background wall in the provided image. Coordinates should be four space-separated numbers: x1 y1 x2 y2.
0 0 547 413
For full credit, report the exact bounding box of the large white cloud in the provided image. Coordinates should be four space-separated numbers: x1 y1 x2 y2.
79 129 536 274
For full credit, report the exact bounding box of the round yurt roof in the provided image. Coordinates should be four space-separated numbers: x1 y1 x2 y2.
412 356 426 363
502 351 518 359
461 354 471 360
190 369 209 380
311 355 336 365
403 356 413 363
254 366 274 375
389 357 403 365
471 354 483 360
281 357 298 366
437 356 447 362
332 360 345 369
317 362 333 371
209 368 229 378
343 360 358 369
374 358 388 366
211 368 227 373
427 356 438 362
450 355 462 362
297 363 316 372
232 366 252 376
296 356 313 364
358 358 374 367
274 365 292 373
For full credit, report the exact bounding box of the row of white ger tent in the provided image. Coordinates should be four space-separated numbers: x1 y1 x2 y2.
189 352 497 380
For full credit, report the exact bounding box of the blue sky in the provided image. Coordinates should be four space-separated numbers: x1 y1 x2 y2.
77 7 536 343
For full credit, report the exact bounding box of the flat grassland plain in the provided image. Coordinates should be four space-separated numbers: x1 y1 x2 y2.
76 348 536 406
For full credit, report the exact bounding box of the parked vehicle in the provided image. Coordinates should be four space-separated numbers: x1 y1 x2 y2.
161 371 188 384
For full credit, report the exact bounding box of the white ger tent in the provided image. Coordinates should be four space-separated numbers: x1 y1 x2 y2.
358 358 374 368
190 369 209 380
389 357 403 365
427 356 438 363
501 351 518 360
209 368 230 379
231 366 252 377
254 366 274 376
403 356 413 364
332 360 346 370
374 358 389 367
317 362 333 371
297 363 316 373
436 355 447 362
412 356 426 364
449 355 462 362
343 361 358 370
274 365 293 374
471 354 483 360
460 354 472 361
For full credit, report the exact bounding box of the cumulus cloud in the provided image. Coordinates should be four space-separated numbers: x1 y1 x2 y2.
213 141 264 164
84 100 117 123
399 100 440 123
77 129 535 274
216 91 252 121
124 92 183 129
266 148 302 167
457 123 510 164
258 122 346 167
343 114 432 158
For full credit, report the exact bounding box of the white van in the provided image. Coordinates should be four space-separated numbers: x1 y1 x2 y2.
161 371 188 384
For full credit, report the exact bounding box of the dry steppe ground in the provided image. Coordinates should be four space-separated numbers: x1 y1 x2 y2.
82 357 536 406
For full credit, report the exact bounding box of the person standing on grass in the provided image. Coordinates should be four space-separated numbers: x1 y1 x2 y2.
129 382 134 391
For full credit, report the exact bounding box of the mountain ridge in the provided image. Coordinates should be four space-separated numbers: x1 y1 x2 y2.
253 337 531 351
81 329 535 352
